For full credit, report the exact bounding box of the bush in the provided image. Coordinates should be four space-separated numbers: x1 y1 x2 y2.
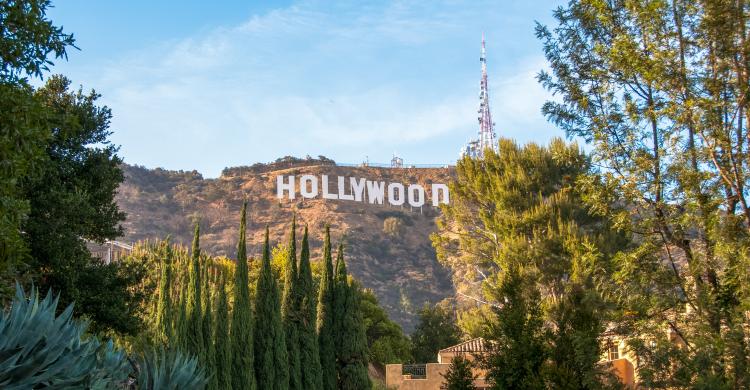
383 217 404 238
0 284 207 389
0 284 130 389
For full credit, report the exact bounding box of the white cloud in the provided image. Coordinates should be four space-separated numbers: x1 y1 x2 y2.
78 1 558 176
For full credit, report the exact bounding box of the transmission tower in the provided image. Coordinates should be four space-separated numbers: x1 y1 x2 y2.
461 33 497 159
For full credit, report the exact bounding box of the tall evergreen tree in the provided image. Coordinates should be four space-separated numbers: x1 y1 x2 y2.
231 202 256 390
442 355 476 390
410 304 461 364
214 268 231 390
254 227 288 389
176 265 189 352
316 226 337 390
155 241 173 345
483 260 546 389
202 257 216 390
334 245 371 390
186 224 204 361
298 226 323 390
282 219 302 389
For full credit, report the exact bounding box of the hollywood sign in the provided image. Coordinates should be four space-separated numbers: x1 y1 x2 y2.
276 175 450 207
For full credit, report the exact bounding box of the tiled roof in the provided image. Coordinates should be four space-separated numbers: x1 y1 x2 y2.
439 338 488 353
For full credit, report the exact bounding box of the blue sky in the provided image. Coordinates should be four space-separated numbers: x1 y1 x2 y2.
46 1 567 178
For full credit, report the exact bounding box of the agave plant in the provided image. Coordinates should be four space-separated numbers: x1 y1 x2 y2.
0 284 131 389
135 348 208 390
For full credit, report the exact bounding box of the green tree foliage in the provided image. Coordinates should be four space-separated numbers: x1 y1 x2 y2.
176 267 189 352
410 303 461 364
442 355 476 390
20 75 135 335
214 268 231 390
282 219 302 389
0 1 71 276
201 256 216 389
231 202 256 390
537 1 750 386
155 241 173 345
1 1 138 335
334 245 371 390
483 261 545 389
0 0 75 80
254 227 288 389
316 226 337 390
298 226 323 390
359 287 412 366
186 224 204 361
433 139 623 387
0 81 46 288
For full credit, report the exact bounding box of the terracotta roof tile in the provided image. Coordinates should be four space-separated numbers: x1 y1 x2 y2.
439 338 488 353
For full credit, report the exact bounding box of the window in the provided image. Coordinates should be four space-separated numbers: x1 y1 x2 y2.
607 341 619 361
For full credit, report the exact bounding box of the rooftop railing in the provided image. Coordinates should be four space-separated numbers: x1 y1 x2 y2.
402 364 427 379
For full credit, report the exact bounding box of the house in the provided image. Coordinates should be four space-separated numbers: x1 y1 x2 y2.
386 336 636 389
385 338 491 389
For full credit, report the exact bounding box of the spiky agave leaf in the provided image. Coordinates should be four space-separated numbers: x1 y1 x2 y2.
136 347 208 389
0 284 130 389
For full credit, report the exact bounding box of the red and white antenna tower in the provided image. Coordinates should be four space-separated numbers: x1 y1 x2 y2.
461 33 497 158
477 33 496 155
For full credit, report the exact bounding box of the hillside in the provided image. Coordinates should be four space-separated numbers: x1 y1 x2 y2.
115 159 455 331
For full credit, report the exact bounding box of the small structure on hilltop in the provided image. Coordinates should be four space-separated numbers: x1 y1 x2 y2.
391 153 404 168
461 34 497 159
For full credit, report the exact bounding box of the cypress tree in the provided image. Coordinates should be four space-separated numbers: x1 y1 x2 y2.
298 226 323 390
254 227 288 389
231 202 256 390
214 268 231 390
334 245 371 390
316 226 337 390
156 241 173 345
202 257 216 389
187 223 204 360
272 258 290 390
282 218 302 389
176 261 189 352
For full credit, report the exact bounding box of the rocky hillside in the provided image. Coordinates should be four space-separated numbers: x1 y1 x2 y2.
116 159 455 332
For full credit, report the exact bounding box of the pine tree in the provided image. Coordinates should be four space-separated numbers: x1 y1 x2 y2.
316 226 337 390
186 223 204 360
254 227 288 389
334 245 371 390
442 355 476 390
231 202 256 390
202 257 216 390
483 260 545 389
155 241 173 345
298 226 323 390
282 218 302 389
214 268 231 390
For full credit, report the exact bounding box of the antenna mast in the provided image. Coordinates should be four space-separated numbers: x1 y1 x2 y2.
461 33 497 159
477 33 496 156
